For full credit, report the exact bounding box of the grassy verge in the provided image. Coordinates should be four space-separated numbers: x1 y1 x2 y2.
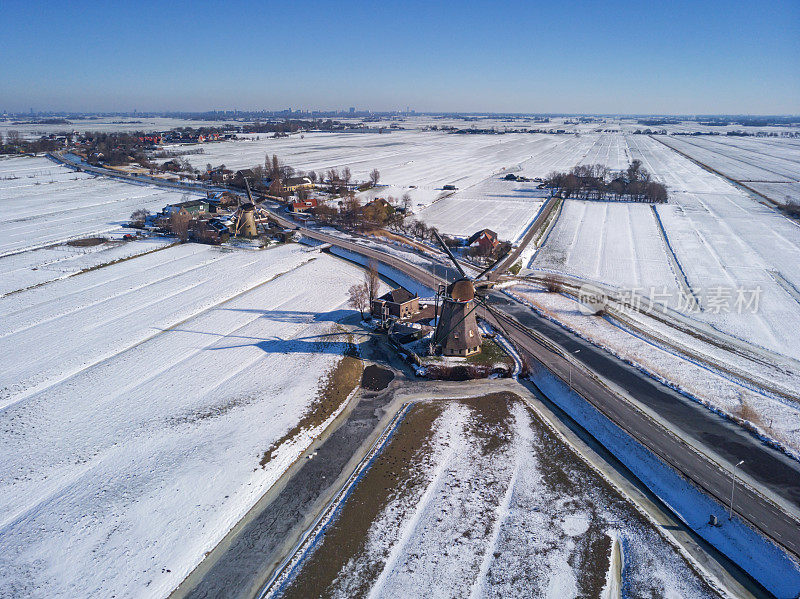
282 401 444 598
464 338 513 368
260 330 363 468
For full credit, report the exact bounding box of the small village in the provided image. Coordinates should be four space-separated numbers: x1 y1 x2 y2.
127 171 518 380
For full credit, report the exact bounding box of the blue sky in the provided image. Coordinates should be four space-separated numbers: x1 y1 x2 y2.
2 0 798 114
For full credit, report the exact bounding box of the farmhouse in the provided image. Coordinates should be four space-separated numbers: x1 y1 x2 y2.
290 198 318 213
283 176 315 193
364 197 392 210
232 169 256 188
189 217 230 244
163 199 216 216
467 229 499 253
371 288 420 321
208 166 233 184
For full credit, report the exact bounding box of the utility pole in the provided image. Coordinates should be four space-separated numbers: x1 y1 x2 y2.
729 460 744 519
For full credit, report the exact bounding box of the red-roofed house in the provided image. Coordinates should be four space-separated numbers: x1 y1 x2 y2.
290 198 318 213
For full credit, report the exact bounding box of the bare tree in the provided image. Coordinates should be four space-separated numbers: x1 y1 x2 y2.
342 166 352 187
401 192 412 214
364 260 380 304
369 168 380 186
348 283 369 318
326 168 338 185
169 211 192 242
307 170 317 183
411 219 428 240
269 154 281 181
129 208 150 228
269 179 284 197
6 130 22 146
342 193 361 228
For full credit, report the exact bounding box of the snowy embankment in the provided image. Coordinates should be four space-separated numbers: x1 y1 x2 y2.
529 363 800 598
0 155 199 256
508 284 800 458
0 244 366 599
327 245 435 298
284 398 722 598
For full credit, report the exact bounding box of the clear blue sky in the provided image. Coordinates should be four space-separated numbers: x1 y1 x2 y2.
2 0 798 114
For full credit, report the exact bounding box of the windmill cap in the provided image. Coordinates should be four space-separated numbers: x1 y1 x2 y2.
450 279 475 301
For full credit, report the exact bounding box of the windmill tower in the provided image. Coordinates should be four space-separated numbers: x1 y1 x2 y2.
233 179 258 238
432 232 509 357
435 278 481 356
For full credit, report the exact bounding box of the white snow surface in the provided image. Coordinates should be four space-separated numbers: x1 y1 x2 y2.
532 134 800 361
0 236 174 296
0 244 366 599
657 135 800 183
532 199 679 294
0 155 200 256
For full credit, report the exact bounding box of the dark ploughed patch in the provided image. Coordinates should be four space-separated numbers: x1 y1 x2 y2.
361 364 394 391
66 237 107 247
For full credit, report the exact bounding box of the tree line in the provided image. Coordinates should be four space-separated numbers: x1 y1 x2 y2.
545 160 668 203
0 130 66 155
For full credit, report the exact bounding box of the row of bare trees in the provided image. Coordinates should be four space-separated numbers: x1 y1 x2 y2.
545 160 668 203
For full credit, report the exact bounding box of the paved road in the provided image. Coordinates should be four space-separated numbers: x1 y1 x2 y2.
489 194 559 279
481 291 800 558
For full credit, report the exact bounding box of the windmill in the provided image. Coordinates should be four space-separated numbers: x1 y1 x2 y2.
233 179 258 238
431 231 509 356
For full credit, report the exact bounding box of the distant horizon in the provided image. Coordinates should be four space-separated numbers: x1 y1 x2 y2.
3 109 799 119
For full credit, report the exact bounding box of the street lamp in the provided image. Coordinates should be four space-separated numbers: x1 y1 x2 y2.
568 349 581 390
728 460 744 519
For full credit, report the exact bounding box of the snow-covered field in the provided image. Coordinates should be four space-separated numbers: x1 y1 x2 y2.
629 135 800 360
0 117 244 140
0 236 174 296
284 397 721 598
655 135 800 208
417 133 632 240
657 135 800 183
0 156 198 256
167 131 543 206
417 177 547 241
171 131 634 213
532 134 800 361
0 243 366 598
532 199 680 294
